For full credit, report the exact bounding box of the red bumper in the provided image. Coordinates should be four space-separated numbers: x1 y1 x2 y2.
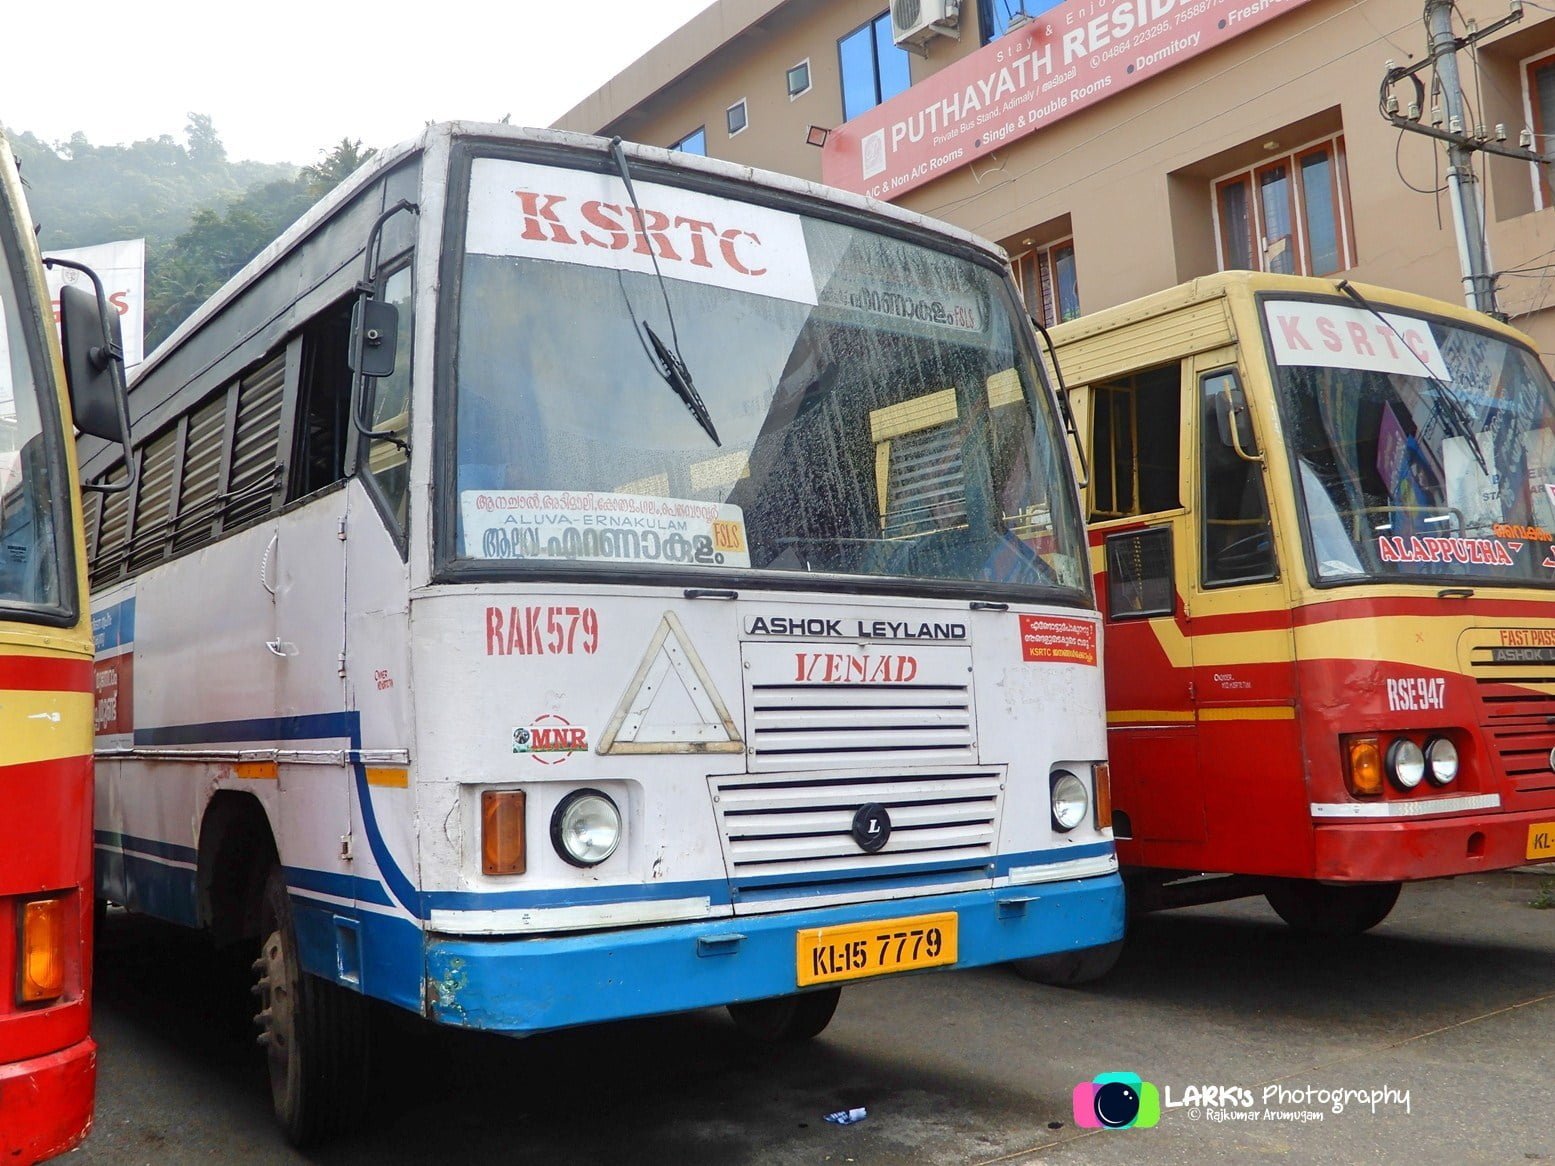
0 1038 96 1163
1313 806 1555 881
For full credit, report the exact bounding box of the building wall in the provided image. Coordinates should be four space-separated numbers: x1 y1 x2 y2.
555 0 1555 358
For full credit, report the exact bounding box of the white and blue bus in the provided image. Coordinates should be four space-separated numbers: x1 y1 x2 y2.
80 123 1121 1145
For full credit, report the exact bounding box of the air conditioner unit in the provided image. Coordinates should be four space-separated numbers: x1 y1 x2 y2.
891 0 961 51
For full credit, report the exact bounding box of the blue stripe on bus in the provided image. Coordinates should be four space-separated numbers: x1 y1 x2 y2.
283 865 396 908
133 711 357 747
289 896 424 1013
94 829 198 865
93 847 201 928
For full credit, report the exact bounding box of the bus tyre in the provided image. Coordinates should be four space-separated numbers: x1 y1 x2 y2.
1264 880 1402 937
728 988 841 1043
254 866 370 1147
1010 939 1124 986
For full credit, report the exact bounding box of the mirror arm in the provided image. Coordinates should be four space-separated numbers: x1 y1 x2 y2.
351 200 418 447
42 257 136 493
1031 315 1089 489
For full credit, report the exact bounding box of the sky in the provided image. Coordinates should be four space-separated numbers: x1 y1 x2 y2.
4 0 718 165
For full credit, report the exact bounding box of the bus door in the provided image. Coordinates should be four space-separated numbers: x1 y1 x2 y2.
1188 352 1305 876
1088 358 1206 864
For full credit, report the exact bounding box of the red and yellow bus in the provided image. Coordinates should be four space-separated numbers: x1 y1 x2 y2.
0 127 130 1160
1047 272 1555 936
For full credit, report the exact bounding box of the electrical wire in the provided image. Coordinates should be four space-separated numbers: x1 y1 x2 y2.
1396 127 1449 193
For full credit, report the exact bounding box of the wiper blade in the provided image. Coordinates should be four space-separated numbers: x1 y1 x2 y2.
1336 280 1488 475
606 136 721 447
645 321 721 446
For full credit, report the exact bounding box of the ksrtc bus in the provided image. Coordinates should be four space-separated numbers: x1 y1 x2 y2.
1046 271 1555 933
80 124 1121 1145
1 127 131 1162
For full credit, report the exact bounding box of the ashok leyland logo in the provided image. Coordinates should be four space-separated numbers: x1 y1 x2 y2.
1073 1072 1161 1129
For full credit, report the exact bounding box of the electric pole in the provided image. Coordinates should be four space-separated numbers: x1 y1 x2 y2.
1380 0 1546 318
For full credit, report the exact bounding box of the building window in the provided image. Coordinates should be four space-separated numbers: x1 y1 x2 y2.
1213 135 1353 276
670 127 707 156
726 99 748 137
1523 50 1555 207
839 12 911 122
1013 240 1080 326
979 0 1034 42
787 59 812 99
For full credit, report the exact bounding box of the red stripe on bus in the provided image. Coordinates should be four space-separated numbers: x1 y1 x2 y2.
1293 595 1555 626
0 656 93 692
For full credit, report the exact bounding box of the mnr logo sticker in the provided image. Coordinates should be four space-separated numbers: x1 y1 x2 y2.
1073 1072 1161 1129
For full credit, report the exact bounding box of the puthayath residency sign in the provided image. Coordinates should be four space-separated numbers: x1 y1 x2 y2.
821 0 1316 201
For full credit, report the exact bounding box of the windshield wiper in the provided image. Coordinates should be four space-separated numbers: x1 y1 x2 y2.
1335 279 1487 475
644 321 719 444
607 137 721 446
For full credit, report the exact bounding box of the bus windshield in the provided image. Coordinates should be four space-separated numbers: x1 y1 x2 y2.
0 251 62 610
448 155 1088 598
1266 297 1555 586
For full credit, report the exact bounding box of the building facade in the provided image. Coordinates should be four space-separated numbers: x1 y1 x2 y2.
556 0 1555 355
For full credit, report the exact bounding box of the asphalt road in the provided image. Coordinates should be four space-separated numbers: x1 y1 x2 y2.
78 871 1555 1165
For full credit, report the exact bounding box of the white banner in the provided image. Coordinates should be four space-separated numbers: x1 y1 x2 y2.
44 238 146 368
465 159 818 306
461 489 752 568
1263 300 1450 382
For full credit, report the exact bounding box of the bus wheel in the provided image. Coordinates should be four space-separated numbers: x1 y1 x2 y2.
1010 939 1124 986
253 865 370 1146
728 988 841 1043
1264 880 1402 937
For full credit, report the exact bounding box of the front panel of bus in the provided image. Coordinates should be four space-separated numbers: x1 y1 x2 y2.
1245 290 1555 881
0 137 96 1159
356 142 1121 1028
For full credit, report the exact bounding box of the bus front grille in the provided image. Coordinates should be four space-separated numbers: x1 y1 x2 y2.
709 767 1003 891
1466 641 1555 797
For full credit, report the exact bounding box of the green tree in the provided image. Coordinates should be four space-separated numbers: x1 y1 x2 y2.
185 112 226 165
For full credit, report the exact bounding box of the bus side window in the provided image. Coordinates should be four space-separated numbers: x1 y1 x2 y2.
1089 362 1180 520
360 263 413 533
1200 368 1276 585
288 297 355 502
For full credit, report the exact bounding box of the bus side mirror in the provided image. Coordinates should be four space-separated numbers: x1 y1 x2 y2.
57 282 126 441
1214 386 1258 455
349 296 399 379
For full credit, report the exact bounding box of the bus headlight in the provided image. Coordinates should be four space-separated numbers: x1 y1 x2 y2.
1386 738 1426 790
1424 736 1459 786
1050 771 1089 832
551 789 621 867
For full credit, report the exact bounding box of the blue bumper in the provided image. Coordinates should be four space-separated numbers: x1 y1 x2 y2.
425 873 1123 1033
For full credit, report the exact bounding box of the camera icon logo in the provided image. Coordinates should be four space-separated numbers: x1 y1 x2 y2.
1072 1072 1161 1130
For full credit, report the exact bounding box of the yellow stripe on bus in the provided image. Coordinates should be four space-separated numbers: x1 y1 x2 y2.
366 767 409 788
0 690 94 766
1198 706 1296 721
1107 710 1196 724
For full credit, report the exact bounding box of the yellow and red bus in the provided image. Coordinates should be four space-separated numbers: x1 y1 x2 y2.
1047 271 1555 936
0 127 130 1160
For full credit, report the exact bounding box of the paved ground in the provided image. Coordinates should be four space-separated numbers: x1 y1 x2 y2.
77 871 1555 1165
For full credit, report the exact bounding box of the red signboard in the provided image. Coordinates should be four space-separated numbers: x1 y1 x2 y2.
1020 614 1098 665
822 0 1317 201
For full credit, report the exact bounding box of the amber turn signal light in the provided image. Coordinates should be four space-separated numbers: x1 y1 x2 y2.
1094 762 1113 830
19 897 67 1005
1345 736 1384 797
482 790 527 876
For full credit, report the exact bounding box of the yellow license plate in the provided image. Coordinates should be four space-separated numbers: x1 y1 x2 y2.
796 912 958 987
1529 823 1555 861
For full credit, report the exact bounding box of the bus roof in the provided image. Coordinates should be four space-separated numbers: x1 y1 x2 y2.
133 122 1009 389
1047 270 1537 352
